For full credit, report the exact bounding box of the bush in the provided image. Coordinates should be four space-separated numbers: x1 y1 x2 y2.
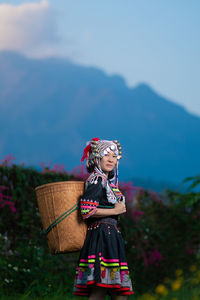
119 177 200 293
0 161 79 297
0 157 200 297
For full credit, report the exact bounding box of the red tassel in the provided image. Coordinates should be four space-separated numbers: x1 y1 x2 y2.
81 144 91 162
81 137 100 162
91 137 100 142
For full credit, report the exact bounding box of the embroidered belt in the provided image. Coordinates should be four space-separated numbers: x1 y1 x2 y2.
87 217 120 234
94 217 117 225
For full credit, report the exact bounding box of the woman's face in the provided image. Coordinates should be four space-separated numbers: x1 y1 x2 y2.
100 150 118 175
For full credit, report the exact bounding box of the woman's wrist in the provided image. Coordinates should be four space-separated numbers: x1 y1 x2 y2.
112 207 117 215
90 207 117 218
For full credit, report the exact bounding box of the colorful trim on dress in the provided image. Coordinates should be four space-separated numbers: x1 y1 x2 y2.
87 170 125 203
73 254 134 296
110 183 124 200
80 199 99 219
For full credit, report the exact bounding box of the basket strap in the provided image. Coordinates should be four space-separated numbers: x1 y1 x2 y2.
98 205 114 208
40 203 115 236
40 200 80 236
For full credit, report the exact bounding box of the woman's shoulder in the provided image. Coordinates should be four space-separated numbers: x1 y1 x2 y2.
85 172 107 189
80 173 106 208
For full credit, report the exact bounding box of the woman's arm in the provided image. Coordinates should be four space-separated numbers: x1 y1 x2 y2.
90 201 126 218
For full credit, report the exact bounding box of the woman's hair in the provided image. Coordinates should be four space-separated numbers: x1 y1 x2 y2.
86 164 95 174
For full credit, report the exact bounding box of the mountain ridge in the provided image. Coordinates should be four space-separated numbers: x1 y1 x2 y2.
0 51 199 187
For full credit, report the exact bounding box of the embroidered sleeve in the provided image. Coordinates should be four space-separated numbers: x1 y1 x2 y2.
80 176 103 219
110 183 125 203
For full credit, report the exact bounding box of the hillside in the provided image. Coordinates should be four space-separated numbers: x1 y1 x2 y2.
0 51 200 186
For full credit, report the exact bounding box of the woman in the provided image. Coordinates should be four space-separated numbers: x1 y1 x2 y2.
73 138 134 299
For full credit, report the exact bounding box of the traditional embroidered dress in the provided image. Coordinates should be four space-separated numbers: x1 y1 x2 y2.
73 170 134 297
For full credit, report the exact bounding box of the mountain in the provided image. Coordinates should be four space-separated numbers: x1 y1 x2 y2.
0 51 200 189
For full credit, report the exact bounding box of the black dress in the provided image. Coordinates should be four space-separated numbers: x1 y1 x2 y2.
73 175 134 297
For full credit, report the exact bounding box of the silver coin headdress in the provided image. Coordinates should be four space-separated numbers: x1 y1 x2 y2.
81 137 122 169
81 137 123 202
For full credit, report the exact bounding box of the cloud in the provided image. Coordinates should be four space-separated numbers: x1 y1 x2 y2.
0 0 59 56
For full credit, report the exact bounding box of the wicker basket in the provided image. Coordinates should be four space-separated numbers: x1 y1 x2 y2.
35 181 87 254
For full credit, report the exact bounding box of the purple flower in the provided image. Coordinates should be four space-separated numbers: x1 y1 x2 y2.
70 165 89 180
51 164 66 173
0 154 16 166
149 250 163 265
0 187 16 213
40 160 53 173
132 209 144 222
142 249 163 268
119 181 137 202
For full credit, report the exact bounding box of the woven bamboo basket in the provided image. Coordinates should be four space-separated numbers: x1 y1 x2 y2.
35 181 87 254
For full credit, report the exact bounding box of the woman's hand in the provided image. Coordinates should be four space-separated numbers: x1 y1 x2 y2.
114 201 126 215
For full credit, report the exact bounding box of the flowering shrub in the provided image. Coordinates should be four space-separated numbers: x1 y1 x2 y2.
40 161 67 174
137 263 200 299
0 155 200 297
0 185 16 213
0 158 78 297
69 164 89 181
0 154 16 167
119 176 200 293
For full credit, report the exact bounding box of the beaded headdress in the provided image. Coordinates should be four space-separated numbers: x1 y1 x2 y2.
81 138 124 204
81 138 122 198
81 138 125 204
81 137 122 168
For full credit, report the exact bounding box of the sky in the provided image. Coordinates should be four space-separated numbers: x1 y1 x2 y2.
0 0 199 116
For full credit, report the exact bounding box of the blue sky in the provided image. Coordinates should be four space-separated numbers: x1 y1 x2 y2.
0 0 200 116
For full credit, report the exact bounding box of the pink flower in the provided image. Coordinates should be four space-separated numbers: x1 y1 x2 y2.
40 161 67 174
148 250 163 265
185 244 195 255
0 187 16 213
119 181 136 202
142 249 163 268
0 154 16 166
149 190 163 203
51 164 66 173
0 193 3 202
132 209 144 223
70 165 89 180
7 203 16 213
40 161 52 173
1 194 12 200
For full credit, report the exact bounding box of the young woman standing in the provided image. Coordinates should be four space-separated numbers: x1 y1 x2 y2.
73 138 134 300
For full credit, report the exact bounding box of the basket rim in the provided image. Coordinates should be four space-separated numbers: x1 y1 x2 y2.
35 180 85 191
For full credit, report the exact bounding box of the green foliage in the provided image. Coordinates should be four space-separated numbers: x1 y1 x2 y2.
0 163 78 297
120 178 200 294
0 163 200 298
